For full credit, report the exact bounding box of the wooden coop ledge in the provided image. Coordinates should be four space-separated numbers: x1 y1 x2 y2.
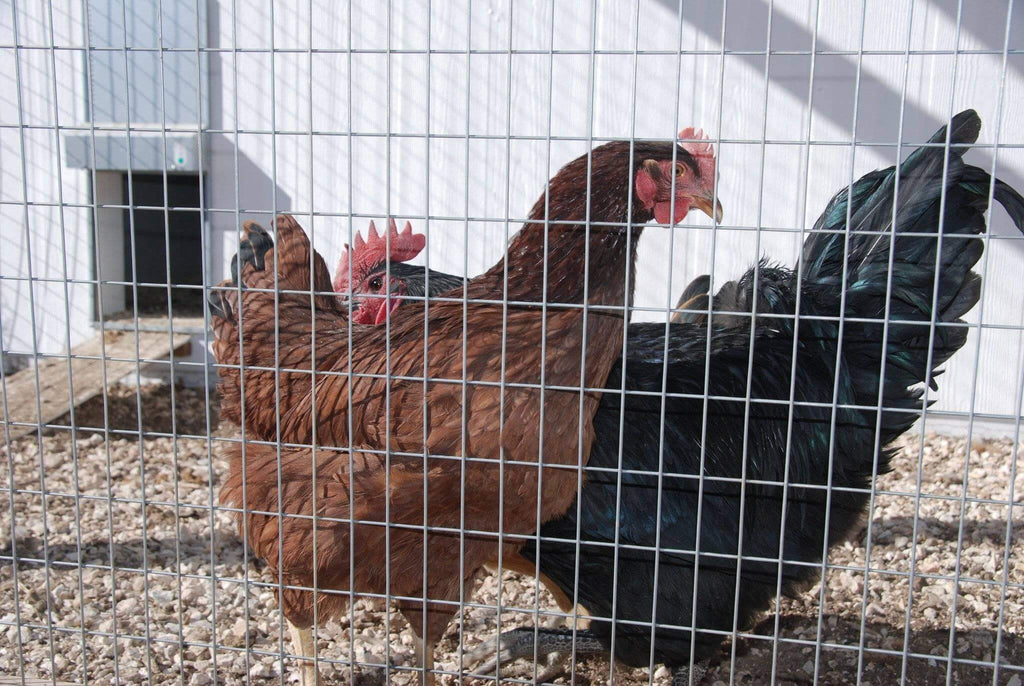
0 330 191 440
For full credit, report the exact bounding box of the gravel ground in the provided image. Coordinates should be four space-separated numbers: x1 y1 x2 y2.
1 384 1022 685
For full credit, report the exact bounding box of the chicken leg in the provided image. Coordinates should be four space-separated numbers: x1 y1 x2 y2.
414 637 435 686
287 621 321 686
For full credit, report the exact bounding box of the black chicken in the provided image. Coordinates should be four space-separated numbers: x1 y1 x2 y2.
340 110 1024 684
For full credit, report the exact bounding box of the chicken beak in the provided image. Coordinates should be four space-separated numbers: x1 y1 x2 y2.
692 193 724 223
374 297 402 326
374 282 406 325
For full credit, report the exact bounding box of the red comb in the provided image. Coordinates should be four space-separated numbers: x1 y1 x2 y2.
333 218 426 293
677 127 715 159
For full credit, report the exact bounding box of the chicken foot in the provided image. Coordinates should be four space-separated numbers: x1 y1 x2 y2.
466 627 605 679
672 660 710 685
467 627 711 683
287 621 321 686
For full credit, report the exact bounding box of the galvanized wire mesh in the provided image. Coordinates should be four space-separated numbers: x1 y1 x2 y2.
1 1 1023 685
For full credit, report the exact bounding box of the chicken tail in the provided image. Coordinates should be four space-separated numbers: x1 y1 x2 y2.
207 215 348 437
798 109 1024 439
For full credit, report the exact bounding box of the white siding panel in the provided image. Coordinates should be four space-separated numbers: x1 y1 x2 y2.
4 0 1021 432
1 0 92 358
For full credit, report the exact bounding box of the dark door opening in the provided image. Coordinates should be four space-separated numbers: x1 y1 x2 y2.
123 173 203 317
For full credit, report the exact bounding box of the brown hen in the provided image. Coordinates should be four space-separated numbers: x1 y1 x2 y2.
211 136 720 684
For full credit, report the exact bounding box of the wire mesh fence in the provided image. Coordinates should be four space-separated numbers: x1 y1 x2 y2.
1 0 1023 684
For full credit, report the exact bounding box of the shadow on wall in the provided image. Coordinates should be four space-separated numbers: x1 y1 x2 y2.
203 135 294 283
658 0 1024 246
203 0 292 282
207 134 294 216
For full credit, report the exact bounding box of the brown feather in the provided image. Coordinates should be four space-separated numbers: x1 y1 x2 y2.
215 140 686 640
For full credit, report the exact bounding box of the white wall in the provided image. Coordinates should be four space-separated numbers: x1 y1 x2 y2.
0 0 93 359
204 0 1024 433
2 0 1022 433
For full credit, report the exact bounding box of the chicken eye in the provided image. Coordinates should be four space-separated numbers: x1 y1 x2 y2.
675 163 687 178
369 276 383 291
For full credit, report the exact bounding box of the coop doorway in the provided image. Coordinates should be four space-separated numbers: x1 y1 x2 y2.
121 173 204 317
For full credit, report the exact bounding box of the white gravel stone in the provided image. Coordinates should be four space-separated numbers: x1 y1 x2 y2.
1 386 1021 684
248 661 272 679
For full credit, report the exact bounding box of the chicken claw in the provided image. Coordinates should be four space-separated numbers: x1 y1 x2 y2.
465 627 604 678
672 660 710 685
466 627 710 684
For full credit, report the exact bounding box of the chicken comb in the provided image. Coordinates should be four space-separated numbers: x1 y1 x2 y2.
332 218 426 293
677 127 715 159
